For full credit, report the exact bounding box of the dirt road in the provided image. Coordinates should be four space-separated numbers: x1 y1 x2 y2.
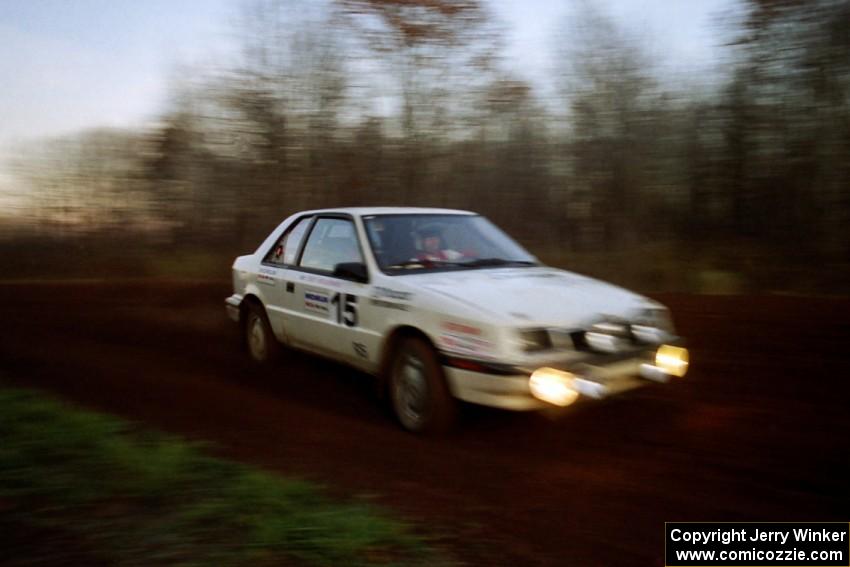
1 281 848 565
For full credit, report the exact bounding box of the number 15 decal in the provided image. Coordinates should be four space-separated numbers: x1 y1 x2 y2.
331 293 358 327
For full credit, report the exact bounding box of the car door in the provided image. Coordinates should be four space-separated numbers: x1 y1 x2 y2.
289 215 379 369
257 215 314 342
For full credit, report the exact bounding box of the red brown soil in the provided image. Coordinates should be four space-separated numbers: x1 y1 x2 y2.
1 281 848 566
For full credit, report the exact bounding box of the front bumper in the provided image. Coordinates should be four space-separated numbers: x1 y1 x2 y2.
225 295 242 322
442 343 686 411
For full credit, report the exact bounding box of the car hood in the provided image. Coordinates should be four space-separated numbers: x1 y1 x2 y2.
410 267 651 328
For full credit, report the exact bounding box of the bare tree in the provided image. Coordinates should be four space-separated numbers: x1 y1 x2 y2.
556 6 659 251
336 0 501 201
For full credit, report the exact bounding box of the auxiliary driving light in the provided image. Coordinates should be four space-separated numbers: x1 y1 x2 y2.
655 345 689 377
529 368 579 407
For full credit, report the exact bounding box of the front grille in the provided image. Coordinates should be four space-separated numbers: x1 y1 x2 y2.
570 330 589 350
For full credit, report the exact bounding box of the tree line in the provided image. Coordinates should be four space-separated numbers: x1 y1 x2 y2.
5 0 849 292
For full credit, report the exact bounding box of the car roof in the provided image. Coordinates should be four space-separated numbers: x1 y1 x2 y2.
298 207 476 217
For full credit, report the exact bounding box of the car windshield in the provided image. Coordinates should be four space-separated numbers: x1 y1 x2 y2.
363 214 537 274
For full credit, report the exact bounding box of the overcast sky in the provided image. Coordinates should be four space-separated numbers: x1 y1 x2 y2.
0 0 744 161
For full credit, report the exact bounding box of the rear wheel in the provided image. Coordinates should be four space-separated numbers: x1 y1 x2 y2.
389 337 457 434
243 303 279 364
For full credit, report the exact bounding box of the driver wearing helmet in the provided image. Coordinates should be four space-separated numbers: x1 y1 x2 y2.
416 226 463 262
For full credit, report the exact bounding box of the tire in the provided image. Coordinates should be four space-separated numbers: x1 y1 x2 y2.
243 302 280 364
389 337 457 434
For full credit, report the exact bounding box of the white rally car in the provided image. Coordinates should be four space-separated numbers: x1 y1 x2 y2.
226 207 688 433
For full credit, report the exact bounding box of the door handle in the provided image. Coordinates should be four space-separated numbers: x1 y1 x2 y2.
286 282 294 293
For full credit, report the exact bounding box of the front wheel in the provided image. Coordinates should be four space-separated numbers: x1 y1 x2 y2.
389 337 457 434
243 303 280 364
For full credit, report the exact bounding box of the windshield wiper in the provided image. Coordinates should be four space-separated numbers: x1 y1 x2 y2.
460 258 537 268
385 259 458 270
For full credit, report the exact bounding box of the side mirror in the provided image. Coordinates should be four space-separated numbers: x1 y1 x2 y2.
333 262 369 283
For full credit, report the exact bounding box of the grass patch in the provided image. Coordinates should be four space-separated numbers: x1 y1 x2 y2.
0 387 447 566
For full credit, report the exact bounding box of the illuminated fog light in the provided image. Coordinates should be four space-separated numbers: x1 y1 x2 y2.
529 368 579 407
655 345 689 377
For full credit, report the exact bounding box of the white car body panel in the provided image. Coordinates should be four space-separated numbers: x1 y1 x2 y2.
228 207 684 411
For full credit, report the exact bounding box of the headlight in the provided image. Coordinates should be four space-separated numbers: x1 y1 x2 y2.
637 307 675 334
529 368 579 406
517 328 552 352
